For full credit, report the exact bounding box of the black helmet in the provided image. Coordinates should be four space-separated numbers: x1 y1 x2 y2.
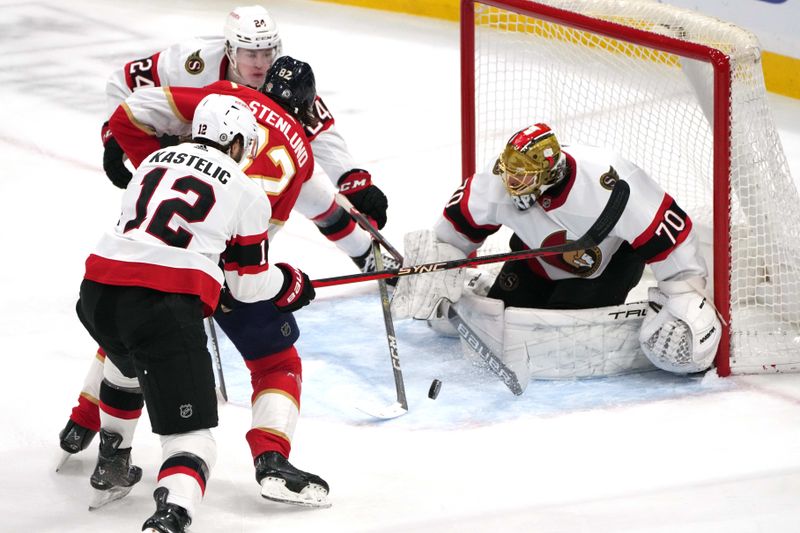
260 56 317 128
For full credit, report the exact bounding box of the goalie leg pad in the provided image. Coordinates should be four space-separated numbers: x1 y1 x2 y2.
504 302 652 379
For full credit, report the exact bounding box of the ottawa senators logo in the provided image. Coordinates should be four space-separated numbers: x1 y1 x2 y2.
599 166 619 190
185 50 205 75
540 230 601 277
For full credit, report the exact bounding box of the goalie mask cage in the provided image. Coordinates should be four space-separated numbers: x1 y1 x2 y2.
460 0 800 376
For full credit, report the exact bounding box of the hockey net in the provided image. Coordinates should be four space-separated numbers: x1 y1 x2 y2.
461 0 800 375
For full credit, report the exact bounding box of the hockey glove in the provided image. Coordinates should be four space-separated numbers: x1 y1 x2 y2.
101 121 133 189
338 169 388 229
272 263 316 313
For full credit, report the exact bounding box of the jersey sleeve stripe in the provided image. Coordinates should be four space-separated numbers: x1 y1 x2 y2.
630 194 693 263
443 177 501 243
121 102 157 136
223 232 269 274
164 87 191 123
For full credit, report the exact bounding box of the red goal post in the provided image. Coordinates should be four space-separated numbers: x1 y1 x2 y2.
460 0 800 376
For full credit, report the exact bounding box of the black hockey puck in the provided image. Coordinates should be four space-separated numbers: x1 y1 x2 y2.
428 379 442 400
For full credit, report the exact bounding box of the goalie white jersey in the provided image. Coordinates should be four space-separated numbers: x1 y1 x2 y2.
84 142 286 316
435 144 707 284
105 37 359 186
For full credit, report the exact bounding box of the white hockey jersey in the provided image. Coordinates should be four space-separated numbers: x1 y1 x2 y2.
434 144 707 283
105 37 359 186
84 142 286 316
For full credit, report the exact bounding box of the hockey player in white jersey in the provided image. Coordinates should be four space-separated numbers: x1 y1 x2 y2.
393 123 722 390
101 5 392 270
65 58 333 514
76 94 316 533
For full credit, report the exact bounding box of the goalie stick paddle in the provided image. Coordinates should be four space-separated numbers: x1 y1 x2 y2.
314 180 630 288
444 301 524 396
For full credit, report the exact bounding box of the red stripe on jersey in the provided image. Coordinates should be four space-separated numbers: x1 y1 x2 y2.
99 401 142 420
150 52 161 86
538 151 576 211
310 200 339 222
631 194 693 263
84 254 220 316
324 218 357 242
223 262 270 275
229 231 269 247
158 466 207 495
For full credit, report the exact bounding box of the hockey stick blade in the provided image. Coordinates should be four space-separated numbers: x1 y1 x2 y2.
357 401 408 420
314 180 630 288
445 302 525 396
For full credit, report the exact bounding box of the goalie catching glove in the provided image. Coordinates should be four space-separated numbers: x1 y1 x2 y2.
391 229 466 320
338 169 388 229
639 278 721 374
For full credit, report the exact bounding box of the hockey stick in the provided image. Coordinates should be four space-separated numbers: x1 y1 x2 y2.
339 195 408 418
335 193 404 262
206 317 228 403
357 240 409 419
443 300 525 395
314 180 631 288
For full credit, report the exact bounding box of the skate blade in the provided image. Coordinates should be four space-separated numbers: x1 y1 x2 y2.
260 477 331 509
55 451 72 472
88 485 134 511
357 401 407 420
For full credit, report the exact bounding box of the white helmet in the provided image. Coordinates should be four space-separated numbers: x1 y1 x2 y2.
224 5 282 67
192 94 258 163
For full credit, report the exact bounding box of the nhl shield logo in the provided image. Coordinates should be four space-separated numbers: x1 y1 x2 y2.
179 404 193 419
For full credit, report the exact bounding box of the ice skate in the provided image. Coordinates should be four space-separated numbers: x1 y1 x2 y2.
88 429 142 510
352 249 400 286
56 419 98 472
255 451 331 508
141 487 191 533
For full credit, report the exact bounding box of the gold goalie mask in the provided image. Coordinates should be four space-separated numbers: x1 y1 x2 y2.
497 123 567 209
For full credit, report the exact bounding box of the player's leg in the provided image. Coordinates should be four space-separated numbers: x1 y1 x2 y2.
58 347 105 456
75 281 143 507
213 301 330 507
121 289 218 531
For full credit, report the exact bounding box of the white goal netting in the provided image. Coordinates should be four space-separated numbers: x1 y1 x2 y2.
466 0 800 374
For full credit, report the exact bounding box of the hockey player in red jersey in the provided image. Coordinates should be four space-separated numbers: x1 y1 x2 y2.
65 58 332 513
101 5 392 269
77 93 318 532
393 123 722 389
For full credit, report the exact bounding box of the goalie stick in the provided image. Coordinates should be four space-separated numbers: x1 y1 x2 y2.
314 180 631 288
443 300 525 395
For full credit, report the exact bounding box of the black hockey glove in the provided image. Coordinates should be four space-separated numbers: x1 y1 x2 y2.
271 263 316 313
101 121 133 189
338 169 388 229
217 284 244 313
